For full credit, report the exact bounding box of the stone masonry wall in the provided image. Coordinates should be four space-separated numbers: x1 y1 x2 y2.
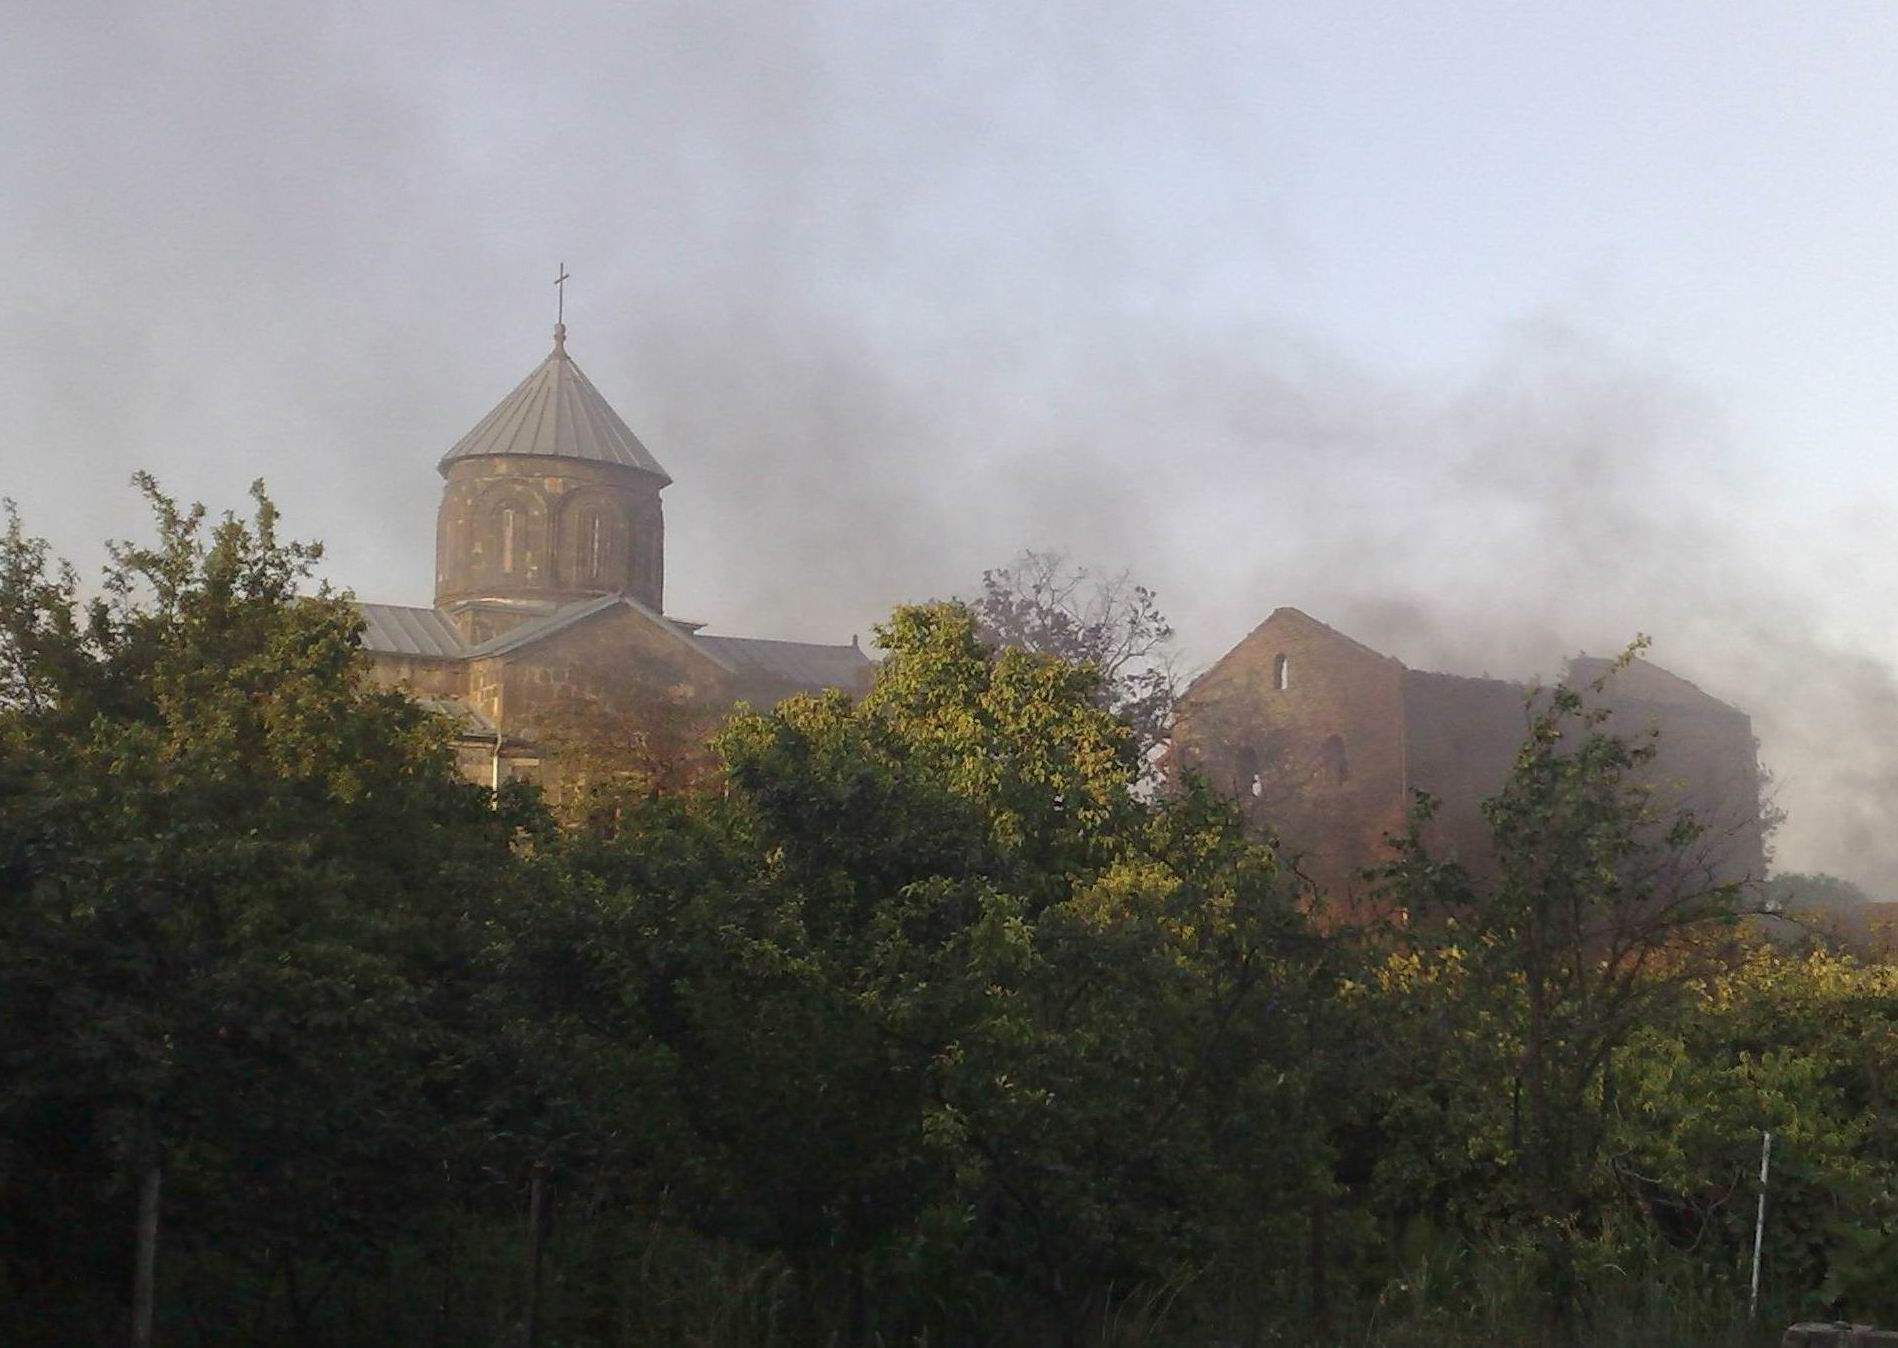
1177 612 1768 910
361 652 468 700
1401 670 1529 882
1173 609 1409 906
492 609 735 742
435 454 665 614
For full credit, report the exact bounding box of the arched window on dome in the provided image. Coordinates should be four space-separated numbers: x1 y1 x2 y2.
557 494 628 591
473 486 546 584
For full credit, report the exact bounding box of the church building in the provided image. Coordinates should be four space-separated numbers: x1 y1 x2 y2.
1172 607 1766 904
345 317 1764 897
352 320 872 787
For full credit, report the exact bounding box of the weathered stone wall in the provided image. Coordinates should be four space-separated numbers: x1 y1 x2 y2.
1176 611 1768 909
1172 609 1408 905
360 652 468 699
435 454 665 615
467 656 507 728
447 602 547 647
1598 691 1765 884
490 608 734 742
1401 669 1528 881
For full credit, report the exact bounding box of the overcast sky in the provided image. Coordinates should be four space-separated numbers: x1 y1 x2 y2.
5 2 1898 889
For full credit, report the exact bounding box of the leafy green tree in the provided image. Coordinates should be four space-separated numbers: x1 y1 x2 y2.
1609 945 1898 1325
1369 647 1749 1336
0 480 522 1341
543 603 1314 1341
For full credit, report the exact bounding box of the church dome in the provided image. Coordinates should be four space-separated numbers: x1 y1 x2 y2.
437 324 671 483
434 323 670 628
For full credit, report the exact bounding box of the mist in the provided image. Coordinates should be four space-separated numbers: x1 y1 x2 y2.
5 2 1897 890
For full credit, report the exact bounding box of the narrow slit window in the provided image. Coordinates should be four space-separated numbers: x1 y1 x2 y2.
501 508 517 573
1323 734 1348 786
1274 654 1290 691
589 516 602 578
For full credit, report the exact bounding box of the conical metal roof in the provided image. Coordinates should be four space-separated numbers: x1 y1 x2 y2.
438 325 671 482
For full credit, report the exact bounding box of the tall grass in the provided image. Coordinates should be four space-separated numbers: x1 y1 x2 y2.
11 1209 1806 1346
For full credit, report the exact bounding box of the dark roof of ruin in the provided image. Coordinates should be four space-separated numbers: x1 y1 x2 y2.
1567 655 1746 717
1401 667 1527 697
437 324 672 482
1187 606 1750 721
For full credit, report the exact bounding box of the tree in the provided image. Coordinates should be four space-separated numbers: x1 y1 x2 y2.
1369 645 1750 1336
964 548 1181 762
0 479 522 1341
543 603 1313 1341
533 683 726 827
1608 945 1898 1326
1763 872 1878 911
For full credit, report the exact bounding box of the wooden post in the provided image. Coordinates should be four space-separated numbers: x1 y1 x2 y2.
523 1162 550 1348
132 1160 162 1348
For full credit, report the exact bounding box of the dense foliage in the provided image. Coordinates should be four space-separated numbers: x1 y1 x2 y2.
1 487 1893 1346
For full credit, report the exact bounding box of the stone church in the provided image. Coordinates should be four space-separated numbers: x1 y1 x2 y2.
350 320 1764 895
353 320 872 788
1171 607 1766 903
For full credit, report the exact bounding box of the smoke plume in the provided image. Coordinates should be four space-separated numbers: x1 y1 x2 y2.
3 3 1894 890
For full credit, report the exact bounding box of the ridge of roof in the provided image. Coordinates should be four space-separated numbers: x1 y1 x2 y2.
462 592 739 673
1253 606 1404 666
463 594 622 658
693 632 873 693
437 326 672 481
694 632 870 656
353 596 872 698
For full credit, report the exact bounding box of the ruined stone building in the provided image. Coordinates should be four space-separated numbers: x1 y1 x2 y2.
352 321 872 787
1172 608 1765 903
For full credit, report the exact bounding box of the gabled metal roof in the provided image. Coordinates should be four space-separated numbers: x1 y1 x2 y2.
462 593 734 672
694 634 872 694
414 696 496 736
353 595 871 697
356 603 468 658
438 324 672 482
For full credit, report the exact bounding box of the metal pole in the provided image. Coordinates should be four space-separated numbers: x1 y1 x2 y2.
1749 1129 1772 1320
132 1160 161 1348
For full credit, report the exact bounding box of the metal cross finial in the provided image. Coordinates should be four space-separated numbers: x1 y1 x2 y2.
554 262 571 324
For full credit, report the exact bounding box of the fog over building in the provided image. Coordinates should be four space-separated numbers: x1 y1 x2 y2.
11 4 1898 892
1174 607 1765 903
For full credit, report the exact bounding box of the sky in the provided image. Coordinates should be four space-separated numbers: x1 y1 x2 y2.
4 1 1898 890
